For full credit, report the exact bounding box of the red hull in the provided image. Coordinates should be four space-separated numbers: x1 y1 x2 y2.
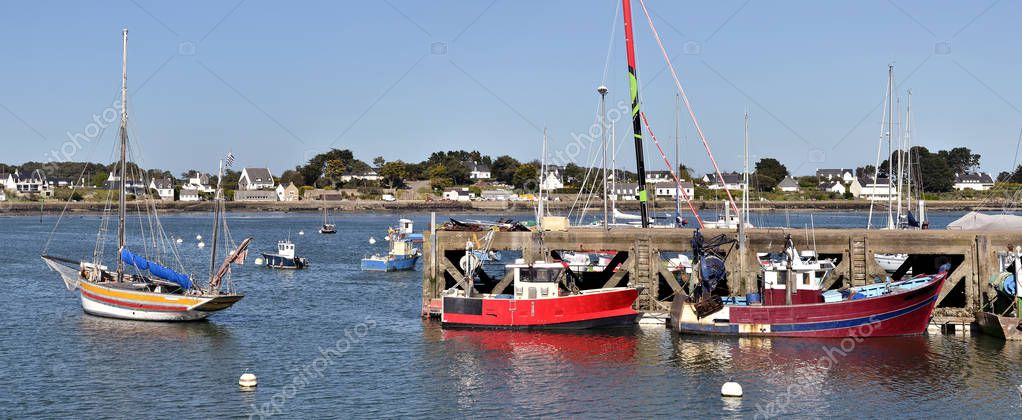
671 274 946 338
442 288 641 330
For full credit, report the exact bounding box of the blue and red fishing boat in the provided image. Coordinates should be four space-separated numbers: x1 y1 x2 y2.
669 234 946 338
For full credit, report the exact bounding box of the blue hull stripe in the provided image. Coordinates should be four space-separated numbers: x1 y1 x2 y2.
768 295 936 333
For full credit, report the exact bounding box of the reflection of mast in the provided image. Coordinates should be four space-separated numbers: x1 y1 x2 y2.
621 0 650 227
116 28 129 281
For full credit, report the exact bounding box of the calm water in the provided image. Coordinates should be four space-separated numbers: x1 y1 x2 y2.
2 211 1020 418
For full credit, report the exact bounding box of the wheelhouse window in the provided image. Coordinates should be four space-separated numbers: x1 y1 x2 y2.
520 267 564 283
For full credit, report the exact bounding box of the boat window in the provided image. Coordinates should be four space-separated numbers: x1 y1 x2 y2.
520 267 564 283
802 272 811 286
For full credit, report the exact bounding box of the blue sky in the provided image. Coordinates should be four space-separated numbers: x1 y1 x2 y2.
1 0 1020 177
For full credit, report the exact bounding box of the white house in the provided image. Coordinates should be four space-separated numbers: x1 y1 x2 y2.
819 181 846 195
183 172 214 193
276 182 300 201
238 167 275 191
850 177 895 200
340 169 380 182
540 167 564 191
179 189 200 202
646 170 676 184
0 188 6 202
654 182 695 199
777 176 800 193
612 182 640 201
480 189 513 200
702 172 745 190
10 170 52 197
443 188 474 202
816 168 855 183
469 162 491 180
149 178 175 201
953 172 994 191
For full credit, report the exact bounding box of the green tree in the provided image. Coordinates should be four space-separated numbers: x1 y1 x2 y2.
379 161 408 188
938 147 981 174
279 169 304 186
512 164 538 190
491 155 520 184
91 171 108 187
372 156 386 168
753 158 788 191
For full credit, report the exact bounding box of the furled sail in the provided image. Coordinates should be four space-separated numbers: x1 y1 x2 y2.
120 249 192 289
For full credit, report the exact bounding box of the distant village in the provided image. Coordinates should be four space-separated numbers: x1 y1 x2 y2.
0 146 1011 204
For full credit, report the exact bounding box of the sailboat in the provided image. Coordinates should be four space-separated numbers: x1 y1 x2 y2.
319 207 336 234
41 29 250 321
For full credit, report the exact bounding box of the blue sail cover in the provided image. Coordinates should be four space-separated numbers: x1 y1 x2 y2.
120 249 192 289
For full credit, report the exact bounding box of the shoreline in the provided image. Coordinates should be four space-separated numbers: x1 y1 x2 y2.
0 199 1002 215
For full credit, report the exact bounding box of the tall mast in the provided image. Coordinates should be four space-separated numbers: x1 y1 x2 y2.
896 94 903 225
116 28 128 281
599 85 609 229
675 93 681 225
905 90 913 213
611 121 617 224
622 0 650 227
886 64 894 230
208 159 224 288
538 128 547 224
739 111 750 282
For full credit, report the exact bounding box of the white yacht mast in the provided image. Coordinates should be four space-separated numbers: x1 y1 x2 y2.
886 65 895 230
116 28 129 281
599 85 609 229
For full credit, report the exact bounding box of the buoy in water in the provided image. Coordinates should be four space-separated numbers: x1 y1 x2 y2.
299 230 304 236
175 238 183 244
197 242 205 249
196 235 203 241
721 381 743 398
254 257 265 266
239 372 257 389
369 236 376 245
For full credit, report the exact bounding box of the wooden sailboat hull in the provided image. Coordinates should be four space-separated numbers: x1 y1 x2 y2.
77 281 243 322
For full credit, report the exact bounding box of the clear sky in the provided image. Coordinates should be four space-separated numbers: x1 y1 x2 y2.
1 1 1019 177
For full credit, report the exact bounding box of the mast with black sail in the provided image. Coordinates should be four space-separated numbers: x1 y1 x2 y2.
621 0 650 227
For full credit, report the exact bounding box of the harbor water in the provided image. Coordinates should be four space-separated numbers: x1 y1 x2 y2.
2 212 1021 418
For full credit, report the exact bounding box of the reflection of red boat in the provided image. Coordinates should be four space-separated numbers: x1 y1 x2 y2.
440 329 638 363
442 262 641 329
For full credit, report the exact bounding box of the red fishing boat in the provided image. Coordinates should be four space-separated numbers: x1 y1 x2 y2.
441 261 641 329
669 234 947 338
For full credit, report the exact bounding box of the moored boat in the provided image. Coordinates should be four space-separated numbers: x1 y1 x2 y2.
442 260 641 329
361 219 422 272
319 207 336 234
41 29 250 322
261 239 308 269
669 233 946 337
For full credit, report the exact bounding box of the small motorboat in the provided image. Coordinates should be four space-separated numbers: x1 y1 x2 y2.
261 239 308 269
361 219 422 271
441 260 641 329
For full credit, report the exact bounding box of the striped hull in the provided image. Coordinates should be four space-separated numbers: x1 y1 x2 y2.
670 274 945 338
76 280 243 322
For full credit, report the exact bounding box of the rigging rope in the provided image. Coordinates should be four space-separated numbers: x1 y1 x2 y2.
636 0 739 218
640 111 704 228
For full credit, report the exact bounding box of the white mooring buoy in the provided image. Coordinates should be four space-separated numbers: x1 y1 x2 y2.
299 230 304 236
254 256 265 266
175 238 183 244
196 235 203 241
197 242 205 249
721 381 743 398
369 236 376 245
239 372 257 389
